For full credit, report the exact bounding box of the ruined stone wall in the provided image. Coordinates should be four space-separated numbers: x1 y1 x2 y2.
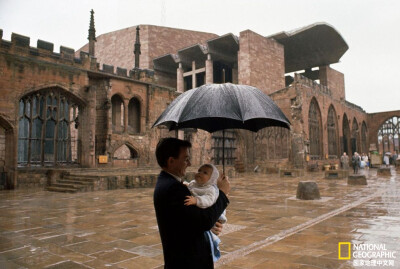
319 65 345 101
238 30 285 95
78 25 218 71
0 33 95 174
296 74 368 162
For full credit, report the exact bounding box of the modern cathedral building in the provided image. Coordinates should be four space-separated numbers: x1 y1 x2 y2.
0 11 399 190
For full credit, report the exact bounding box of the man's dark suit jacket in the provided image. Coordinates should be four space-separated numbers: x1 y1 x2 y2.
153 170 229 269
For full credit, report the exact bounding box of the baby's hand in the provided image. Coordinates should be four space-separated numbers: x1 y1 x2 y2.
184 196 197 206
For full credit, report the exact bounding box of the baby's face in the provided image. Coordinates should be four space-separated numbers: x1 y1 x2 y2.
195 166 212 185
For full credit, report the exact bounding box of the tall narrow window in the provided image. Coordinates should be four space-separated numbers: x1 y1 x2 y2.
361 122 368 154
342 114 350 154
17 89 80 166
128 97 141 134
308 98 322 159
351 119 359 154
327 105 338 157
112 95 124 133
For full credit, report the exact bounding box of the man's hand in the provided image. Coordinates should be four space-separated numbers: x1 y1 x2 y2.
217 174 230 195
211 221 223 236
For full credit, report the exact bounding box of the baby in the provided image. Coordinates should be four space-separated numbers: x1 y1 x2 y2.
184 163 227 262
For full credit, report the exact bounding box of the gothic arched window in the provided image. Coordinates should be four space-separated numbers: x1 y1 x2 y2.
308 98 322 159
17 89 80 166
377 116 400 154
327 105 338 157
112 94 124 133
128 97 141 134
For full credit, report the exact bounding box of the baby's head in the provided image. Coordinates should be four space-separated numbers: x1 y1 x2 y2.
195 164 219 185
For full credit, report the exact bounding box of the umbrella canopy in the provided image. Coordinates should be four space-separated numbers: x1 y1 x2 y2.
152 83 290 132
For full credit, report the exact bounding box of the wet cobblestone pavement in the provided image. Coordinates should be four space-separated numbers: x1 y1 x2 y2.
1 168 399 268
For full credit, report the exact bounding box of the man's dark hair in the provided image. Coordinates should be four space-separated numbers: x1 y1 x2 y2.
156 137 192 168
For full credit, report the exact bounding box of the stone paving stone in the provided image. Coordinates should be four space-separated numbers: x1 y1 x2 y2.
45 260 92 269
90 248 138 264
13 251 64 268
1 168 400 268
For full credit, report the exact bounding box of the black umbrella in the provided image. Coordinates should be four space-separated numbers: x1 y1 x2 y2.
153 83 290 173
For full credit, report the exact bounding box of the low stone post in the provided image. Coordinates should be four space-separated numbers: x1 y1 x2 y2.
296 181 321 200
377 167 391 176
347 175 367 185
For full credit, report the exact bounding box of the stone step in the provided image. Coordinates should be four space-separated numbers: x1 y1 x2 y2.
46 186 77 193
58 179 93 185
63 175 98 182
52 183 83 189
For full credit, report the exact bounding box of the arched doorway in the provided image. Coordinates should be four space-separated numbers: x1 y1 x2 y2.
0 116 14 189
308 98 323 160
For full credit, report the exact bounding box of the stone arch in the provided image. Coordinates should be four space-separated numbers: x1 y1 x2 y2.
17 86 81 166
128 97 141 134
113 144 139 159
342 113 350 155
308 97 323 159
19 84 86 107
108 139 141 159
351 118 359 155
0 115 15 189
327 104 339 157
111 94 125 133
361 121 368 154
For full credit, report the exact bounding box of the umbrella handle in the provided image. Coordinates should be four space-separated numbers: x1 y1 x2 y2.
223 129 225 175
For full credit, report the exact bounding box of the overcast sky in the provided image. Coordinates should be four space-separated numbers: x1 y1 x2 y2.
1 0 399 113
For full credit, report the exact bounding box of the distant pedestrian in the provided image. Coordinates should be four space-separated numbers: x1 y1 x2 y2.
383 154 390 167
362 153 369 169
340 152 349 170
352 152 360 174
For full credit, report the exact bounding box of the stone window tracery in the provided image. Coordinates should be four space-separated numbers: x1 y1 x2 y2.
17 89 79 166
378 116 400 153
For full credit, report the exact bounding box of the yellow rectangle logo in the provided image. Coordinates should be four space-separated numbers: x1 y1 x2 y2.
338 242 351 260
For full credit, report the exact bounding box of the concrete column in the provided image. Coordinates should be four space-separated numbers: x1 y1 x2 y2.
232 63 238 84
192 61 196 89
206 54 213 84
177 63 184 93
